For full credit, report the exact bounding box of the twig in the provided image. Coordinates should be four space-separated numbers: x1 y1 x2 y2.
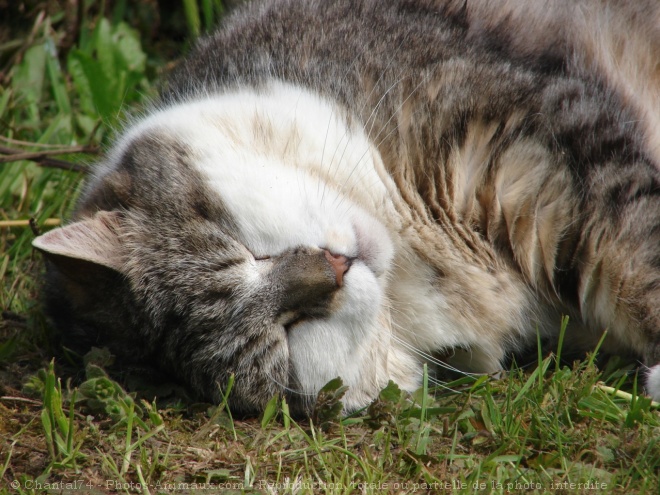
0 311 27 329
1 311 27 322
0 396 88 421
0 144 96 172
0 396 42 406
41 157 88 172
595 383 660 408
0 145 98 161
0 135 86 149
2 155 89 173
0 219 60 228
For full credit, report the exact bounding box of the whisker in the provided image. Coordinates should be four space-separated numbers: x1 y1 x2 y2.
321 40 408 204
333 78 426 211
319 37 391 202
390 332 483 378
362 72 409 142
266 373 318 398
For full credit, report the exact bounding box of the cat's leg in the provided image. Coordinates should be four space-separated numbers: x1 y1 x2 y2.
444 345 505 375
575 162 660 400
489 141 660 397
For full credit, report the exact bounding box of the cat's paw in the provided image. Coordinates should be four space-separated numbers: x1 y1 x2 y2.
646 365 660 402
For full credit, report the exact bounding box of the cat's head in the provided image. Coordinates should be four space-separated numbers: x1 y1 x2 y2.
33 85 419 414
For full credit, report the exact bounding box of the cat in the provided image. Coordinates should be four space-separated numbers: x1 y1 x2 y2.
33 0 660 415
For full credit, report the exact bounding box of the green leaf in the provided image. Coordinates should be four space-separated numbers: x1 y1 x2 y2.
488 455 523 464
44 37 71 115
367 380 402 429
404 406 455 420
379 380 402 403
261 394 280 428
281 397 291 430
143 400 164 427
67 51 96 116
66 19 148 124
113 22 146 74
12 42 47 122
202 0 215 31
69 49 118 120
202 469 230 483
84 363 110 380
312 377 348 431
75 113 101 136
36 113 73 145
84 347 115 369
92 18 117 86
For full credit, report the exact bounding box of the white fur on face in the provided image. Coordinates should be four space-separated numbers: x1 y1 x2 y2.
287 263 386 405
123 83 396 273
116 83 415 408
112 82 528 407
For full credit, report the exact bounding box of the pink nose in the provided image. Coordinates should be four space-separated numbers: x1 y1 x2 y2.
324 250 350 287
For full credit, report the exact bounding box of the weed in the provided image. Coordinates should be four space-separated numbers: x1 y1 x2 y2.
39 361 85 471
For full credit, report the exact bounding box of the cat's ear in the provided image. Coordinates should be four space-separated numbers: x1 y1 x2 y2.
32 210 126 275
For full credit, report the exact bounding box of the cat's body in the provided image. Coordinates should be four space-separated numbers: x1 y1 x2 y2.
34 0 660 414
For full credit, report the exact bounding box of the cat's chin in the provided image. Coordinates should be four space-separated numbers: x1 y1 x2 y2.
284 261 395 410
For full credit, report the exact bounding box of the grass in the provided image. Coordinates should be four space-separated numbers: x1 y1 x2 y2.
1 2 659 494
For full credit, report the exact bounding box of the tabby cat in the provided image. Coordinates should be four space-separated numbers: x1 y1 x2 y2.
33 0 660 414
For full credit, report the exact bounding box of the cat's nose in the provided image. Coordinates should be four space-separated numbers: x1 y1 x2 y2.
323 250 350 287
274 247 352 316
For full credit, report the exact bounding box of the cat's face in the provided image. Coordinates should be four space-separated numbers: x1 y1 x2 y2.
34 86 419 413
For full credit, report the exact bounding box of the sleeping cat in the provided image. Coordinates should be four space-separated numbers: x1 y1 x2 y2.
33 0 660 414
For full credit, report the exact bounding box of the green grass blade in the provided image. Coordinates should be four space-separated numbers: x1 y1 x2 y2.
182 0 201 38
555 315 569 372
